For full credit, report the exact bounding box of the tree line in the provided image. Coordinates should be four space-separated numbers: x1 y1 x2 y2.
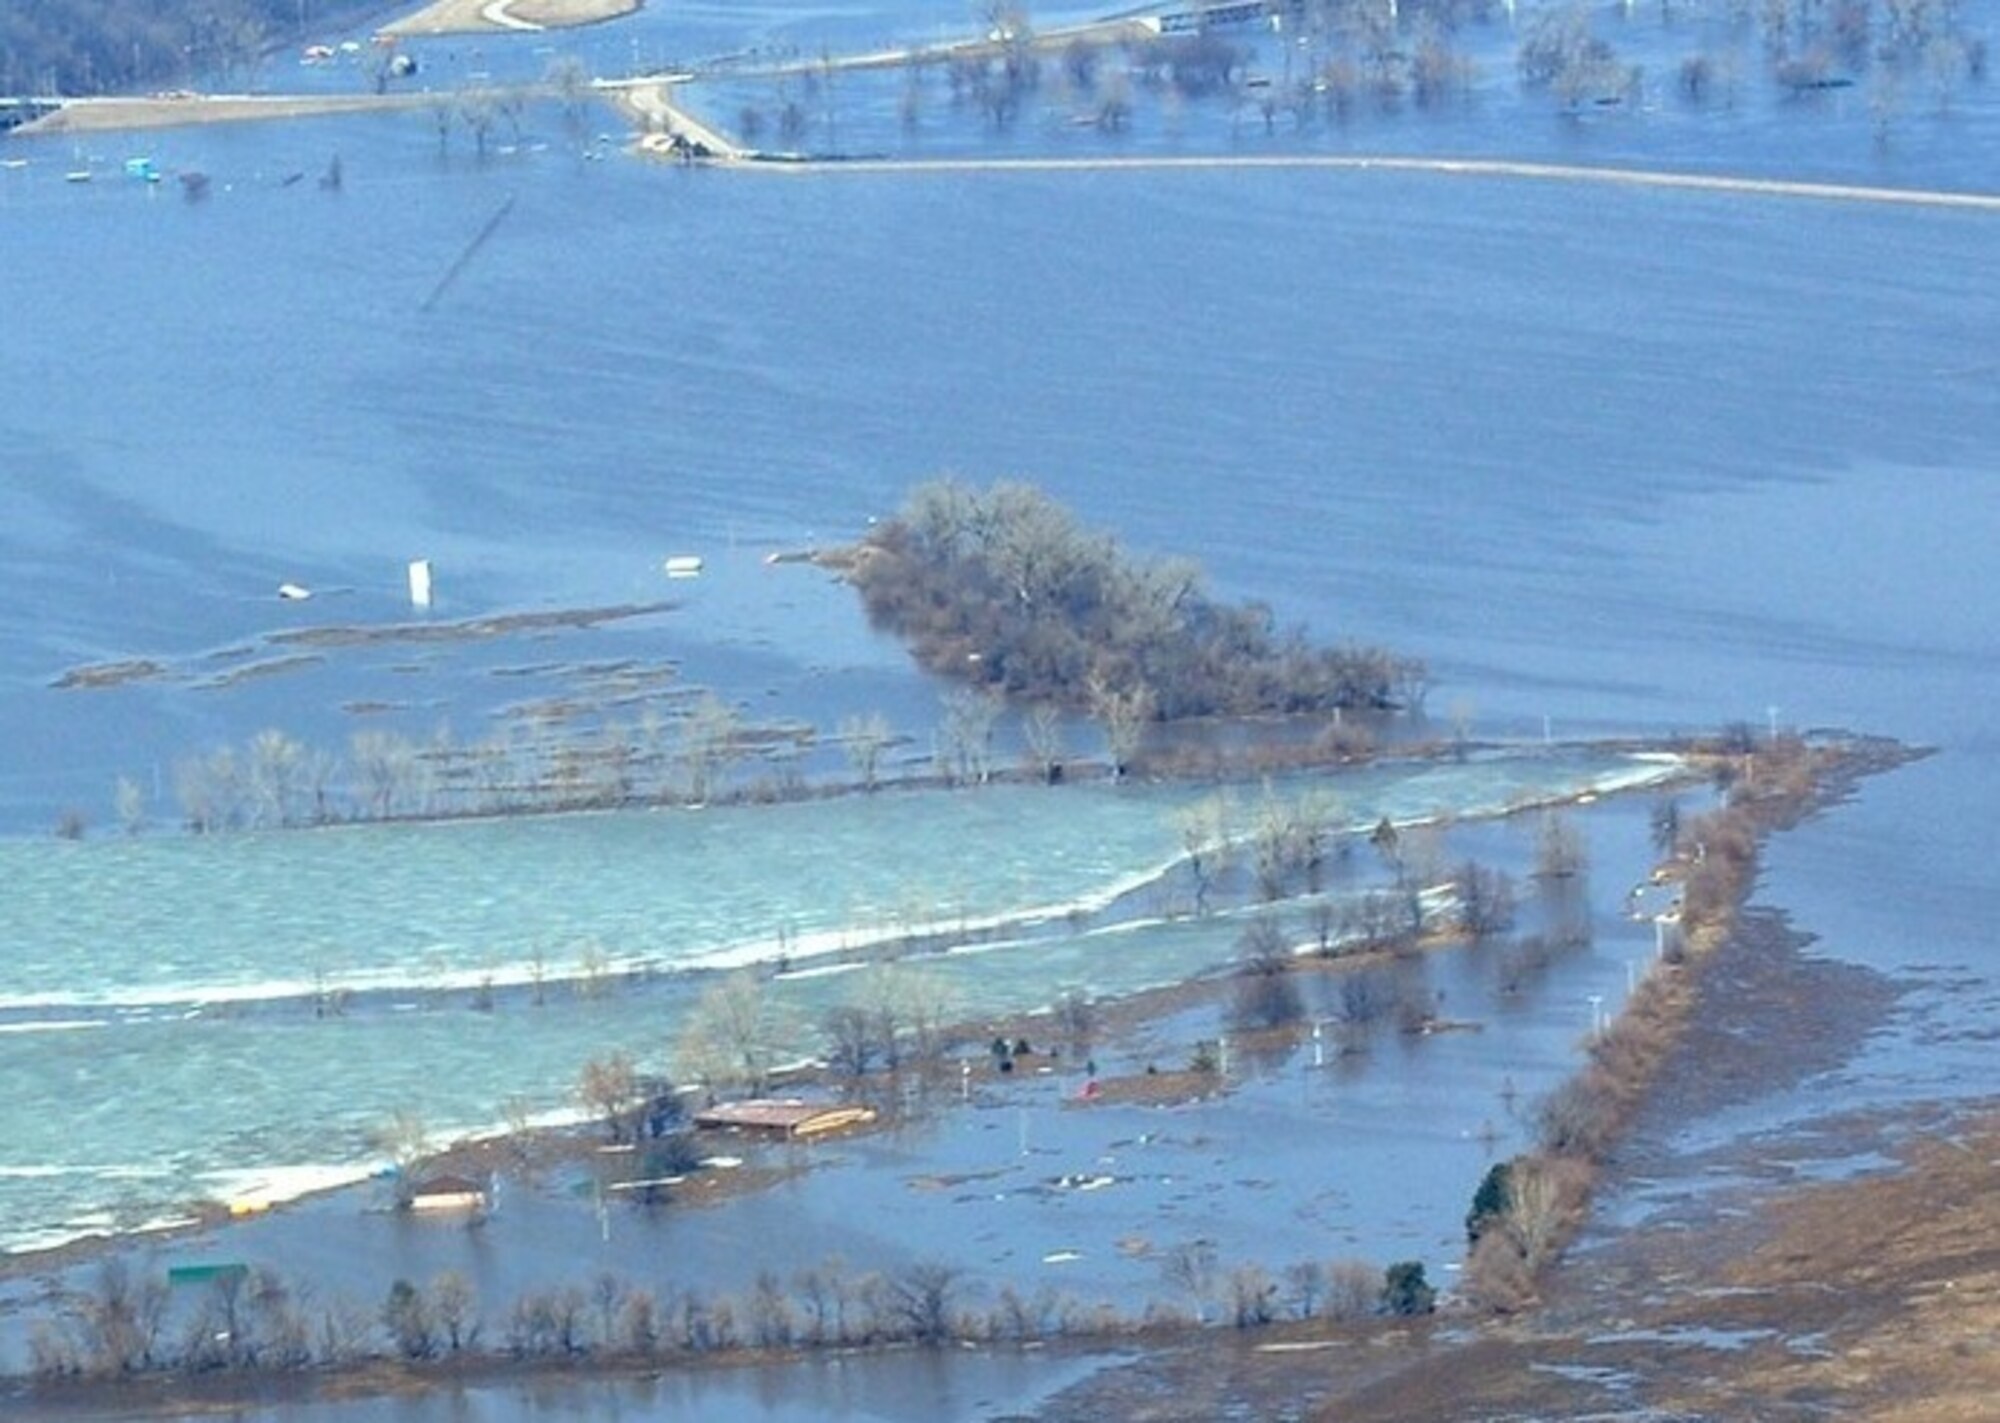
1459 732 1850 1313
843 479 1426 726
0 0 385 97
27 1245 1438 1386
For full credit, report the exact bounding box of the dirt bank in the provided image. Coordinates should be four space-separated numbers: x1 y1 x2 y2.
1031 742 1983 1422
18 92 434 136
381 0 639 37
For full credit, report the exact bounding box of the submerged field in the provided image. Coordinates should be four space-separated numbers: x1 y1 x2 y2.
2 0 1997 1416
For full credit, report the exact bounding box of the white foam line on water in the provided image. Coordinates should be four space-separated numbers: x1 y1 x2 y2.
772 960 868 983
0 755 1683 1016
0 1162 170 1179
0 954 661 1015
197 1162 384 1210
0 1017 107 1034
2 1213 204 1258
669 852 1186 978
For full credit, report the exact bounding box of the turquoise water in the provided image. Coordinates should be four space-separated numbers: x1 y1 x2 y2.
0 748 1667 1254
2 5 1998 1408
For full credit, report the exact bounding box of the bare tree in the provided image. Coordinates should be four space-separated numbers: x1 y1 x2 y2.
679 693 742 803
1088 676 1153 778
431 1271 478 1352
1053 987 1095 1056
383 1278 437 1360
677 970 798 1094
1163 1239 1218 1323
546 53 593 133
350 729 414 820
460 88 498 158
372 1108 430 1208
174 747 241 833
78 1259 168 1375
578 1051 640 1140
746 1269 795 1348
1323 1259 1378 1320
1020 702 1064 782
883 1262 960 1344
1503 1155 1584 1268
246 728 304 827
939 687 1002 785
1283 1260 1326 1321
1174 795 1232 915
1226 1264 1276 1328
1535 810 1588 880
618 1287 661 1354
838 710 893 790
1231 914 1303 1029
1454 860 1517 937
822 1004 876 1077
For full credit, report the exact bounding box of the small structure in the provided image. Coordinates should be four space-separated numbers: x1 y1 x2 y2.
407 558 433 609
693 1098 876 1140
407 1173 487 1212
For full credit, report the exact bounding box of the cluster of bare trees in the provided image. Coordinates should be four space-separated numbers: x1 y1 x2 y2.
27 1261 448 1379
1507 0 1994 123
167 729 338 833
119 682 1379 841
427 87 532 158
30 1243 1433 1385
1517 3 1641 107
1744 0 1988 94
1224 903 1448 1039
1172 786 1344 913
984 1 1481 136
140 692 814 835
883 0 1987 143
848 479 1424 731
1461 736 1843 1312
1 0 384 97
1160 1239 1404 1327
673 962 958 1092
1175 788 1524 958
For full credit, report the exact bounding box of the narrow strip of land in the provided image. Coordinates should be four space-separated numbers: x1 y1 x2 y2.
732 151 2000 214
609 79 749 160
16 90 436 135
19 75 2000 218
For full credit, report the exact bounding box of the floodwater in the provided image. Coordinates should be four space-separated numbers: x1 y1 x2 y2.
60 1348 1119 1423
2 0 1998 1414
0 746 1666 1259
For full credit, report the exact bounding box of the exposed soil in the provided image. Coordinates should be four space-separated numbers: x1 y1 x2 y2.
9 739 1952 1421
1032 840 1992 1423
51 603 676 695
18 92 436 136
49 659 166 690
268 603 675 650
380 0 639 37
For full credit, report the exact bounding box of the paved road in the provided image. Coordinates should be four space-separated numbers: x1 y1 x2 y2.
607 77 747 160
